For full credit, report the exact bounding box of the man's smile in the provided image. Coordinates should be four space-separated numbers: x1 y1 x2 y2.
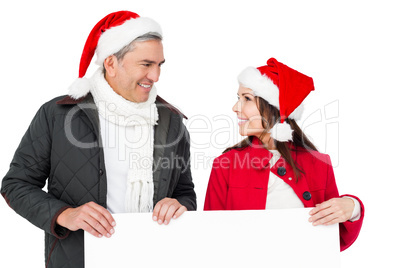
138 83 152 89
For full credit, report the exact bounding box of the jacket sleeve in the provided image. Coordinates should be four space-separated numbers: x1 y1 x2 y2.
171 127 197 211
339 194 365 251
1 104 71 239
324 155 364 251
204 157 229 210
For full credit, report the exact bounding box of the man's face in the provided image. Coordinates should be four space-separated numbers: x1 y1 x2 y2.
108 39 165 103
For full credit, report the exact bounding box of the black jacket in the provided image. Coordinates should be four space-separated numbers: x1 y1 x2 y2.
1 94 196 267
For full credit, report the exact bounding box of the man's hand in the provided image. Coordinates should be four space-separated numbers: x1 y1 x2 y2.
309 197 355 226
56 201 116 238
152 198 187 225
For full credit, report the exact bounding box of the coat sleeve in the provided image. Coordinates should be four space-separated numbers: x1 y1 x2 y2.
324 155 364 251
171 126 197 211
339 194 365 251
1 104 71 239
204 156 229 210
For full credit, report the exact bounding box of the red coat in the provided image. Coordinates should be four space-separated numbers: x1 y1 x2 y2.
204 138 364 251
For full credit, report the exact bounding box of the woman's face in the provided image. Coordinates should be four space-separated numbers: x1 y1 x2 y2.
232 85 265 137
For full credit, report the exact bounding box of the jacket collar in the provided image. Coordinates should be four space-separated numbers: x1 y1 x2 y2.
246 137 274 170
56 94 187 119
56 95 86 105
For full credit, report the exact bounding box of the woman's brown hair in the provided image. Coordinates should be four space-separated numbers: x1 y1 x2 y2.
224 96 318 179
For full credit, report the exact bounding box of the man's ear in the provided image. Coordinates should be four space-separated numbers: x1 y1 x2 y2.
104 55 117 77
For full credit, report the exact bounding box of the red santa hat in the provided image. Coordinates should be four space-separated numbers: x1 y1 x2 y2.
68 11 163 99
237 58 314 142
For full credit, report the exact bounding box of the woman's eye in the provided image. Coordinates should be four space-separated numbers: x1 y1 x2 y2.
245 96 251 101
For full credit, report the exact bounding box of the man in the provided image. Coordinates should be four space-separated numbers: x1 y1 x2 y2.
1 11 196 268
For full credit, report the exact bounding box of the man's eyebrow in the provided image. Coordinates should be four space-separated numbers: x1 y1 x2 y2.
141 59 166 65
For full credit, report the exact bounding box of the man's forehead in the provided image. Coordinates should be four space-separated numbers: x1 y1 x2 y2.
130 40 164 56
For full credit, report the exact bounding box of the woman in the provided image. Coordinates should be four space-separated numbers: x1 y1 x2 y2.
204 58 364 251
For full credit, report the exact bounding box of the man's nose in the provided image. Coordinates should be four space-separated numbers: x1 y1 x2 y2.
147 66 161 83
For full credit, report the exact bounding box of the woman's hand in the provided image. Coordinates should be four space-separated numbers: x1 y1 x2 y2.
308 197 355 226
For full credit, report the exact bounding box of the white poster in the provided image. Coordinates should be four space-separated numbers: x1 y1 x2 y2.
85 208 340 268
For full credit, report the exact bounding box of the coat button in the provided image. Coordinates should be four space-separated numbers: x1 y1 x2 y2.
277 167 286 176
99 169 104 176
303 191 312 201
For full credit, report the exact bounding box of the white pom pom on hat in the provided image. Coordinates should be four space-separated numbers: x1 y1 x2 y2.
68 11 163 99
68 77 92 100
269 121 294 142
237 58 315 142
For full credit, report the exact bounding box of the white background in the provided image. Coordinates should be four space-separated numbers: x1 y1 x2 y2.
0 0 401 267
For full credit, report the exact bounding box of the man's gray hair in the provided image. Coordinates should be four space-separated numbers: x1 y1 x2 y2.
102 32 162 73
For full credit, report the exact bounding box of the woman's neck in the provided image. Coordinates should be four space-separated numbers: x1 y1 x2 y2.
258 134 277 150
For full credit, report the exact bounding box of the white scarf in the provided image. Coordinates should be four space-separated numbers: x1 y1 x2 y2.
89 68 158 213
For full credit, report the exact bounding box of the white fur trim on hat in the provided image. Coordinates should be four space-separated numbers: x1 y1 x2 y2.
270 121 293 142
68 77 91 99
237 67 279 108
95 17 162 66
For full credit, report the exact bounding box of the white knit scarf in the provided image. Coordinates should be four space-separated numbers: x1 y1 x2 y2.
89 68 158 213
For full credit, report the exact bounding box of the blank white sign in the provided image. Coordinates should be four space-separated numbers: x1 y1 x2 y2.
85 208 340 268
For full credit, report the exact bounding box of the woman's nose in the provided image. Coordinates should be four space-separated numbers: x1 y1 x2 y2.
232 100 240 113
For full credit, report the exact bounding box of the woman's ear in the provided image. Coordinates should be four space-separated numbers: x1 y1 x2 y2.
103 55 117 77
